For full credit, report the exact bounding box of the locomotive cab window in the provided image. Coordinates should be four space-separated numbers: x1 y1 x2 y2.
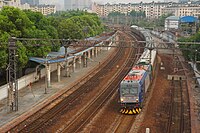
120 83 138 96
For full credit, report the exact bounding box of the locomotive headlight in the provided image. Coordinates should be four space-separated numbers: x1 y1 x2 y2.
121 98 124 102
136 99 138 102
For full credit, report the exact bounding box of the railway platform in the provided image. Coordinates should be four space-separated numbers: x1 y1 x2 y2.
0 48 115 131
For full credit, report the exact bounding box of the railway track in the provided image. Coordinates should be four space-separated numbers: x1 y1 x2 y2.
166 55 191 133
111 115 135 133
10 41 125 132
5 29 144 133
167 80 184 133
86 29 146 133
59 30 144 133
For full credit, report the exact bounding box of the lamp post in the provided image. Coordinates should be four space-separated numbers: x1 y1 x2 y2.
195 49 197 65
44 55 48 94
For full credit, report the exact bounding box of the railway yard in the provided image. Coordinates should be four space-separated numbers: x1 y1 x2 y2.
0 27 199 133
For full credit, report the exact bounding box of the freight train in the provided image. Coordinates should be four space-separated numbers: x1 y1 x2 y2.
119 27 157 114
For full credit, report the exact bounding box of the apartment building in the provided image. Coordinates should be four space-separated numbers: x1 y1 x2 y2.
1 0 21 8
0 0 55 15
30 4 56 15
21 0 39 5
92 1 200 19
92 2 176 18
64 0 92 11
163 6 200 17
0 0 3 8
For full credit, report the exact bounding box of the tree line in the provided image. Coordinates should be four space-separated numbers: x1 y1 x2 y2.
178 33 200 69
104 11 145 26
0 7 104 75
104 10 172 30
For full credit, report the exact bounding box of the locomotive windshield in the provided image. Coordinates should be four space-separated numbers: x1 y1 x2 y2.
120 83 138 96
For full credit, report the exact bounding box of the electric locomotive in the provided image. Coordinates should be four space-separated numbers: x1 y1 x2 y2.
119 49 157 115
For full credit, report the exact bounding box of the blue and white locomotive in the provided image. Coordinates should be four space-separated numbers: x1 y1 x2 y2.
119 49 157 114
119 27 157 114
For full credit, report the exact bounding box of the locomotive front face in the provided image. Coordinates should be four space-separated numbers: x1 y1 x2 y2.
119 81 141 114
120 82 139 105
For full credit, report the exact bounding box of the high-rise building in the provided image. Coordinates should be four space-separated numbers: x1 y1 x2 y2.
40 0 63 11
21 0 39 5
2 0 21 8
30 5 56 15
64 0 91 10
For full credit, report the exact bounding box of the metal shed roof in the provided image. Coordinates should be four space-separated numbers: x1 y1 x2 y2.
29 40 107 64
29 46 76 64
180 16 198 23
29 33 116 64
29 56 75 64
166 16 180 21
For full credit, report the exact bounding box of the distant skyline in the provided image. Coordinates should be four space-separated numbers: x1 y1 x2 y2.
40 0 166 5
93 0 164 4
39 0 169 11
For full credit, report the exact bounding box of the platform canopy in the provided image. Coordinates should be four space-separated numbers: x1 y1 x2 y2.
29 47 75 64
29 32 114 64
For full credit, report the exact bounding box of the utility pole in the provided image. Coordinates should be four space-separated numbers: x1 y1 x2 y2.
62 39 74 77
8 37 18 112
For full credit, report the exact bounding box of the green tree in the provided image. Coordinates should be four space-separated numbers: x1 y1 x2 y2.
58 18 84 39
108 11 125 17
57 12 104 39
178 32 200 69
0 6 33 37
24 10 59 39
0 31 9 70
0 8 105 73
17 41 28 70
0 7 33 71
129 10 145 18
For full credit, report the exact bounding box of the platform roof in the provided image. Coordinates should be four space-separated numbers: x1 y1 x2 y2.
29 55 74 64
29 33 115 64
29 47 75 64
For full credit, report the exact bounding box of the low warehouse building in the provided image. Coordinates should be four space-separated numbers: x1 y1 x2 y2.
165 16 180 31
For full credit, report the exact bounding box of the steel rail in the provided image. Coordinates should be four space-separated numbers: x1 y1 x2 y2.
166 59 189 133
60 30 142 133
4 28 146 132
7 31 130 132
21 49 122 132
166 79 175 133
5 41 120 132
